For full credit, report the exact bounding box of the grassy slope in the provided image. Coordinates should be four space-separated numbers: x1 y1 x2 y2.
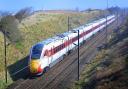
95 39 128 89
73 17 128 89
0 10 104 89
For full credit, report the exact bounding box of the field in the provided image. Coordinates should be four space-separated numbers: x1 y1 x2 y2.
0 10 105 89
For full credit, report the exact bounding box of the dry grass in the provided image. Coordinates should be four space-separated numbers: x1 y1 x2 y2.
72 50 108 89
95 40 128 89
73 26 128 89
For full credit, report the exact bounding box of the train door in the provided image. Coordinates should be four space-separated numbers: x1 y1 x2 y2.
82 30 84 43
49 45 56 67
48 46 52 67
67 36 71 52
62 37 67 56
83 30 86 43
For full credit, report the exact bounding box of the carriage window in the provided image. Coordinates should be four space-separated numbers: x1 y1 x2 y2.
44 50 48 56
44 50 52 56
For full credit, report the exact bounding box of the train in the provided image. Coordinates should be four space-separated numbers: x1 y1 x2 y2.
29 15 116 75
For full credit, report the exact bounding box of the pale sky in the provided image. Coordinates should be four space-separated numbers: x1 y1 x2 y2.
0 0 127 12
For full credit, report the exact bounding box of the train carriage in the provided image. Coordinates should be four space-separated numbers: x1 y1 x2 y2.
29 15 116 75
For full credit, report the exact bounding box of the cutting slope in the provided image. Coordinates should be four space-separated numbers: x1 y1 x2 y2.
0 10 105 89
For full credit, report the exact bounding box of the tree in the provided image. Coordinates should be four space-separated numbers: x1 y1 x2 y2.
15 7 33 22
0 15 22 43
75 7 79 12
86 8 93 12
107 6 121 14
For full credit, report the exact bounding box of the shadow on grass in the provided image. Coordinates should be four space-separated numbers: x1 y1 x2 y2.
109 28 128 47
82 47 128 89
82 65 128 89
7 56 29 81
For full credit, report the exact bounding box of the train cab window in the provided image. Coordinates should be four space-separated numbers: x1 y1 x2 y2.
31 44 43 59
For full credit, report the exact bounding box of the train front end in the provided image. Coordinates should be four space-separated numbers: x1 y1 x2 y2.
29 43 44 76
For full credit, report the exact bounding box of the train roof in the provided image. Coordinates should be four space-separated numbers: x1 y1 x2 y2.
41 36 60 45
57 31 70 38
37 32 70 45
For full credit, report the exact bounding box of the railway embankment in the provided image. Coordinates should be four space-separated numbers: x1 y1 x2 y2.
73 17 128 89
0 10 105 89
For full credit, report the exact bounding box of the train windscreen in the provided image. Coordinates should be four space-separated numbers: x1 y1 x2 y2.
31 44 43 59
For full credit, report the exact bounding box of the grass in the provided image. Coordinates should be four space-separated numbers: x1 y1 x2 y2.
73 44 127 89
72 50 108 89
72 18 128 89
0 10 105 89
15 41 24 50
94 39 128 89
0 75 13 89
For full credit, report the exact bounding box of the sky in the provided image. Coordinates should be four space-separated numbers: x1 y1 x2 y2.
0 0 128 13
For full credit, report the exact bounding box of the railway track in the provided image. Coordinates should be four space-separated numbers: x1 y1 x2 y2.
43 26 107 89
39 17 123 89
7 16 123 89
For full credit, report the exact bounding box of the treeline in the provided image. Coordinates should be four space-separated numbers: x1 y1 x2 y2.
0 7 33 43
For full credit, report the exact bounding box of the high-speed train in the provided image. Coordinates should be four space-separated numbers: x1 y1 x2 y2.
29 15 116 75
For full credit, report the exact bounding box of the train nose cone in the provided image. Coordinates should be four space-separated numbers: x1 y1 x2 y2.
30 60 39 73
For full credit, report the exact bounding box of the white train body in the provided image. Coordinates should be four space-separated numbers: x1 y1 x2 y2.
29 15 116 75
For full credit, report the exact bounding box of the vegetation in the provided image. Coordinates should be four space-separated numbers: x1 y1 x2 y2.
15 7 33 22
0 9 105 89
0 15 22 43
73 15 128 89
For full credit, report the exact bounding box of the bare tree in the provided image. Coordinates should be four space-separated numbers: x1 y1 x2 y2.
75 7 79 12
15 7 33 22
0 15 22 43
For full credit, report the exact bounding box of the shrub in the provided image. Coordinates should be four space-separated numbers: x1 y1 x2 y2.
0 15 22 43
15 7 32 22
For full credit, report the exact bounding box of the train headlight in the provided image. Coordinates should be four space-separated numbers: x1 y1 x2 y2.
30 60 40 73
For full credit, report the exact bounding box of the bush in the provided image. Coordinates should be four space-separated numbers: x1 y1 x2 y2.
0 15 22 43
15 7 32 22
